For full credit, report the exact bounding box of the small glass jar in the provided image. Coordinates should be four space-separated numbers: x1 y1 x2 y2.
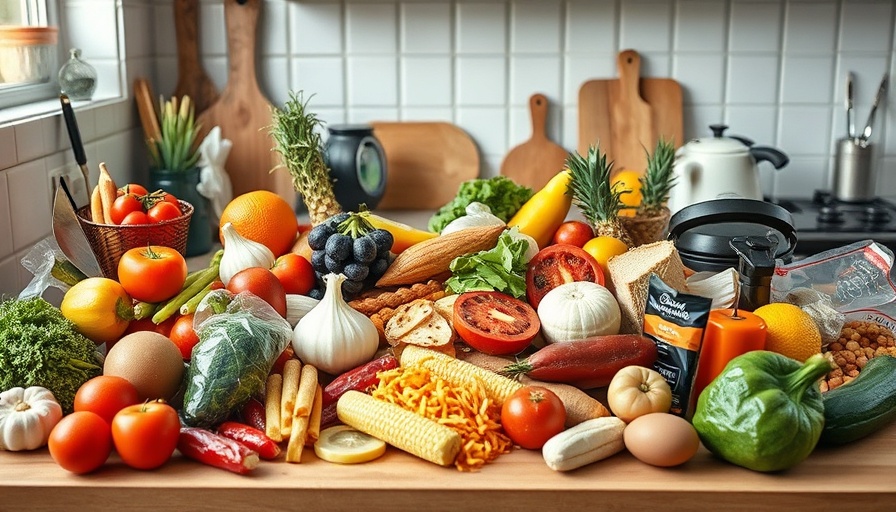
58 48 97 101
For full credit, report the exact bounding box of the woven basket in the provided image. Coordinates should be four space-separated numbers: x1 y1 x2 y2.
76 200 194 279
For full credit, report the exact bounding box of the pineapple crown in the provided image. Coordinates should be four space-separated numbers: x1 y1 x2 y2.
639 138 677 213
148 95 201 173
566 145 625 224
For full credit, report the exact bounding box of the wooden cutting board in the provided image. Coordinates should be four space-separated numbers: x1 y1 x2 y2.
196 0 294 204
371 121 479 210
172 0 218 115
578 49 683 174
500 93 569 190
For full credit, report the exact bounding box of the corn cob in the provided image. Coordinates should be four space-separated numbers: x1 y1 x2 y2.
336 390 461 467
399 346 523 406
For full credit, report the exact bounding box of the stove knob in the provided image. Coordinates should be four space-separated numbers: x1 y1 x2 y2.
817 205 844 224
863 205 892 225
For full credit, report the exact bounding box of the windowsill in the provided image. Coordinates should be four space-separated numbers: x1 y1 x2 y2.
0 93 125 128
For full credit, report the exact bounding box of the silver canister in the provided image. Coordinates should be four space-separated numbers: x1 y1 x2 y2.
833 138 875 202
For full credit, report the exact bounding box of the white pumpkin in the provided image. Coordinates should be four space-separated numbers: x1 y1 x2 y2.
537 281 621 343
0 386 63 451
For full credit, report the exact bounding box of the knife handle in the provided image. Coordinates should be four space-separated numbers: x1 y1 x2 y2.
60 94 87 166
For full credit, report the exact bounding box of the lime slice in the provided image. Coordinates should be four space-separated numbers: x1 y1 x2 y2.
314 425 386 464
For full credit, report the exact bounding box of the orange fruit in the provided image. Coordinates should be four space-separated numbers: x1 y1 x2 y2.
753 303 822 363
219 190 299 257
611 170 642 218
582 236 629 277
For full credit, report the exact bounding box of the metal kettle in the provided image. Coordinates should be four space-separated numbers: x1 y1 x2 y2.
668 125 789 215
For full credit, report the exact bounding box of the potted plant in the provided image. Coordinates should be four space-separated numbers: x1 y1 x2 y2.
147 95 211 256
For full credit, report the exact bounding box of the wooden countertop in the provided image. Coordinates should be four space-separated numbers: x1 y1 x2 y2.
2 421 894 512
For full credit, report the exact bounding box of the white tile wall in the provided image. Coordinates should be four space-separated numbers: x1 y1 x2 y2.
3 0 896 298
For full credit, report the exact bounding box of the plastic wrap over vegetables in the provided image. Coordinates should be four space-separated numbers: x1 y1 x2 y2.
181 289 292 427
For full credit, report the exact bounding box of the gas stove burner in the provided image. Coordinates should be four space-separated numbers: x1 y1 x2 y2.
774 190 896 256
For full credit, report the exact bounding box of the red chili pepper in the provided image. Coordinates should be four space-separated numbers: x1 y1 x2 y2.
322 354 399 408
177 427 260 475
216 421 281 460
240 396 266 433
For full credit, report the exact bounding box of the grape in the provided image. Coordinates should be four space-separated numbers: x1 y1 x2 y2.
368 229 394 256
325 254 346 274
325 234 352 261
343 262 370 282
367 256 390 281
311 250 327 273
307 223 334 250
341 278 364 297
326 212 351 227
308 287 325 300
352 236 377 263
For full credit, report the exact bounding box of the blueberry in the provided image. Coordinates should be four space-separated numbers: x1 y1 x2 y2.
308 287 325 300
343 262 370 282
341 278 364 298
307 223 334 251
310 249 327 273
352 236 377 263
367 256 390 280
368 229 394 256
325 233 352 261
325 254 346 274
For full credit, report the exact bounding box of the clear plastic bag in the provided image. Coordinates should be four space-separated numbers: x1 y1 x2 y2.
18 237 82 299
180 289 293 427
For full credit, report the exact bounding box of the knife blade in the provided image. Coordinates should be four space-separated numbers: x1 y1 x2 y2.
52 176 103 278
60 94 90 207
846 72 855 140
861 73 888 143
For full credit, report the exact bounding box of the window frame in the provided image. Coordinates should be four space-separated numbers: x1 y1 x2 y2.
0 0 61 110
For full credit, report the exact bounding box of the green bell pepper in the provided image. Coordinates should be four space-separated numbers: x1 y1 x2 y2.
692 350 832 472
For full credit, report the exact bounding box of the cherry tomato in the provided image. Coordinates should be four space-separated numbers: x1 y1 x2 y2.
271 346 296 375
551 220 595 248
110 194 144 225
169 313 200 360
161 192 179 206
525 244 605 309
74 376 140 425
271 253 315 295
48 411 113 474
111 400 181 470
121 210 150 225
147 200 182 224
118 183 148 197
226 267 288 318
452 291 540 355
501 386 566 450
117 246 188 303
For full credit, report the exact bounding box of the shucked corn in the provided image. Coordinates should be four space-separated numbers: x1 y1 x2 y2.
336 390 461 467
399 345 523 406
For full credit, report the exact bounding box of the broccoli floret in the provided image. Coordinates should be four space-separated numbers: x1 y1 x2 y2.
0 297 102 413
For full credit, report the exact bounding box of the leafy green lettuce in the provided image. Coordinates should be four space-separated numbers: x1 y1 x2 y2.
428 176 533 233
445 229 529 298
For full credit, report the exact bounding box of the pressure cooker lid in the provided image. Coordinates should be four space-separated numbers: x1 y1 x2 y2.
668 198 797 269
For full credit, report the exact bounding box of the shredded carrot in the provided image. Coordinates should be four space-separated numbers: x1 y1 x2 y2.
372 365 512 471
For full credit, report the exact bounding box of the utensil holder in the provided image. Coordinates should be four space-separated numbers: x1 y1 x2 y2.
833 138 875 202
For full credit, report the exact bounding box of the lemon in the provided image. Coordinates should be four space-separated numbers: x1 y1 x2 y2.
611 170 642 218
753 303 822 363
61 277 132 345
583 236 629 277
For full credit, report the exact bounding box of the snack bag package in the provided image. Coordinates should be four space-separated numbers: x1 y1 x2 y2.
181 289 293 428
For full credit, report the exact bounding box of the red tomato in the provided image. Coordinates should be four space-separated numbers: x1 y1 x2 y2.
169 313 200 360
452 291 540 355
161 192 179 206
74 376 140 425
270 346 296 375
118 183 149 197
147 201 182 223
117 246 188 303
271 253 316 295
226 267 288 318
110 194 144 225
111 400 181 470
121 210 150 225
525 244 605 309
501 386 566 450
48 411 113 474
551 220 595 248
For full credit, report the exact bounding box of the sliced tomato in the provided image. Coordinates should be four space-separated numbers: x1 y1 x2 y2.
525 244 604 309
453 291 540 356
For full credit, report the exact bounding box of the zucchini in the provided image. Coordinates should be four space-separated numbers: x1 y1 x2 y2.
820 355 896 446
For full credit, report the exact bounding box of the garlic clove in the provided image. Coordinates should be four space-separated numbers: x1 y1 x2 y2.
219 222 276 286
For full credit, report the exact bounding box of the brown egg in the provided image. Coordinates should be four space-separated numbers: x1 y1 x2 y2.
103 331 185 402
623 412 700 467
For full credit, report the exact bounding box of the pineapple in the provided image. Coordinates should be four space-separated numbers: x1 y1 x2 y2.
638 138 677 217
270 91 343 225
567 145 633 247
620 138 677 246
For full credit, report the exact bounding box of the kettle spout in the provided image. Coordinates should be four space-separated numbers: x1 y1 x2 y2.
750 146 789 170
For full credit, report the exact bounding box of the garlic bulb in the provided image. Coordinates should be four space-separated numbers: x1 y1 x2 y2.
440 202 505 235
218 222 276 286
285 294 320 327
292 273 379 375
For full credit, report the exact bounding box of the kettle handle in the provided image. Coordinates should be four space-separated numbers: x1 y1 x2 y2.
750 146 790 170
